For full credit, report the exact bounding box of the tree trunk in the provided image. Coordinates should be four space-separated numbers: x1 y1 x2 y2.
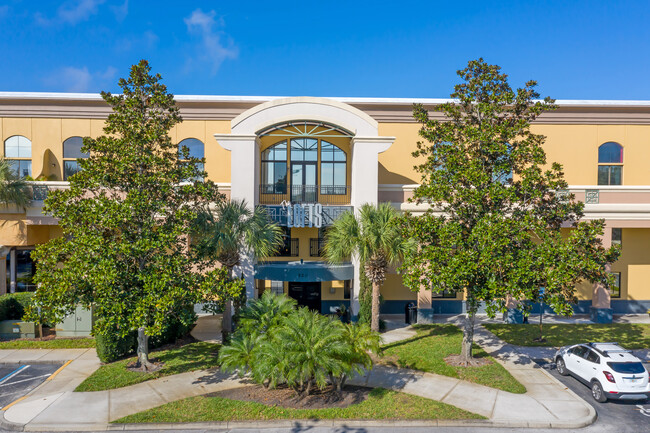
222 299 233 341
371 281 381 333
136 327 154 371
460 297 478 363
460 314 475 362
221 264 236 342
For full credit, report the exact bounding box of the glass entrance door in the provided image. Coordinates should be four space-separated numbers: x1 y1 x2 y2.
291 162 317 202
288 282 321 312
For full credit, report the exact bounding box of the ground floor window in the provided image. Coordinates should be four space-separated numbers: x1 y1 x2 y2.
6 249 36 292
609 272 621 298
270 280 284 296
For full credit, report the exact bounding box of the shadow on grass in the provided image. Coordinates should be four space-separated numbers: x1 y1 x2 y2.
483 323 650 349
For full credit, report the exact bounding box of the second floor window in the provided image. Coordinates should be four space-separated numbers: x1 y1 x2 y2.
63 136 89 180
320 141 346 194
598 142 623 185
4 135 31 179
261 141 287 194
178 138 205 181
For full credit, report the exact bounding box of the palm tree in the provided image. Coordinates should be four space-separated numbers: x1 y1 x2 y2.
0 158 30 209
193 199 284 340
324 203 414 332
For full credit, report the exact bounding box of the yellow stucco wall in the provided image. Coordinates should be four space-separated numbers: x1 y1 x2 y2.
377 123 421 185
0 117 231 183
531 124 650 185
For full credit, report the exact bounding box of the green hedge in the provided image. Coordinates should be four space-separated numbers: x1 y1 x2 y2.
95 307 197 363
0 293 34 322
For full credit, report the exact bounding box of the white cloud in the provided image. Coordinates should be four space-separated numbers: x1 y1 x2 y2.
115 30 158 53
110 0 128 22
35 0 106 26
44 66 117 92
184 9 238 75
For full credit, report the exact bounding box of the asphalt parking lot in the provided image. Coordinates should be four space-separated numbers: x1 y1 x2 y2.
0 363 62 409
534 359 650 432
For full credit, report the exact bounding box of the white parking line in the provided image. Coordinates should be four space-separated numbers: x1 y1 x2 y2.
0 373 51 388
0 365 29 385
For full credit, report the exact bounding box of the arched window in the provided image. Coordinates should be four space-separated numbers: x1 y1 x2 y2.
178 138 205 179
4 136 31 178
598 142 623 185
320 141 346 194
63 136 89 180
261 141 287 193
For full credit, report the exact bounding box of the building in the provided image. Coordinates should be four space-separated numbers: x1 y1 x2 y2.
0 93 648 324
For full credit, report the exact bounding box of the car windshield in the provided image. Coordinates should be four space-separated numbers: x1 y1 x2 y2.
606 362 646 374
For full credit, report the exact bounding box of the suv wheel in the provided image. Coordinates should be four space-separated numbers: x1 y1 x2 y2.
591 381 607 403
556 358 568 376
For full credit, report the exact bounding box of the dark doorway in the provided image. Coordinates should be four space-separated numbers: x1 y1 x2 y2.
288 282 321 312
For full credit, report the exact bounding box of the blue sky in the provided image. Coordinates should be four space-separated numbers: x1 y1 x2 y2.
0 0 648 99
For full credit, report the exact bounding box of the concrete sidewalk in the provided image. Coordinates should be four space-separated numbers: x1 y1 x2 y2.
0 325 597 431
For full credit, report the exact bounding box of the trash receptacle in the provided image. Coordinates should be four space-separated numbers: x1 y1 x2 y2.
405 302 417 324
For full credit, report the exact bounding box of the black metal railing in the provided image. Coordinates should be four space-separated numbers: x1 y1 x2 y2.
259 184 351 205
309 238 325 257
274 237 299 257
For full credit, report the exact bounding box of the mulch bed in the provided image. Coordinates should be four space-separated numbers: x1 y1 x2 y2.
210 384 372 409
444 354 492 367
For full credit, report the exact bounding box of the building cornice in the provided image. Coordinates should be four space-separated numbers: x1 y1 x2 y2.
1 92 650 124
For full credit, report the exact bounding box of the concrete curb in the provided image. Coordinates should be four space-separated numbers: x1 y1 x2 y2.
0 414 599 432
0 360 65 365
0 410 25 431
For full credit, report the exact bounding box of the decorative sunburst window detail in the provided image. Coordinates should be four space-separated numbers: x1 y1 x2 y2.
258 121 353 139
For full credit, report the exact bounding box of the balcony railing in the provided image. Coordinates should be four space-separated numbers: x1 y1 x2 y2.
274 237 299 257
259 184 351 205
309 238 325 257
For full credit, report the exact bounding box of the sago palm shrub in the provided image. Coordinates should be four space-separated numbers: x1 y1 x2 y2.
218 293 381 397
237 290 296 335
272 307 348 397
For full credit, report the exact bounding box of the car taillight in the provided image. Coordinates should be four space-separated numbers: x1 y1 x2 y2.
603 371 616 383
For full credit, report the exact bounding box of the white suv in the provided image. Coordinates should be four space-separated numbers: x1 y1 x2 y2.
555 342 650 402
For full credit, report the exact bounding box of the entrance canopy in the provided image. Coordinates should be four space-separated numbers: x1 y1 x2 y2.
255 260 353 282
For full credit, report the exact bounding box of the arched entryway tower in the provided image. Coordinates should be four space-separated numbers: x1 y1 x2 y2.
215 97 395 317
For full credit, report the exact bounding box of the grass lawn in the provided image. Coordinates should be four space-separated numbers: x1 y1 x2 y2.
114 387 484 423
483 323 650 349
0 338 96 349
381 324 526 394
75 341 220 392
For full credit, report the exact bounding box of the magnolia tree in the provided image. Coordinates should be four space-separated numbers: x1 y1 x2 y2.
401 59 620 364
25 60 240 370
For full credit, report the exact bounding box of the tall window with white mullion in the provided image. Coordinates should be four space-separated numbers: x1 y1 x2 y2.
63 136 90 180
320 141 347 195
290 138 317 202
4 136 32 179
597 142 623 185
261 141 287 193
178 138 205 181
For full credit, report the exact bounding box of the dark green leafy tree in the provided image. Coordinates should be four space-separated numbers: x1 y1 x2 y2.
401 59 620 363
25 60 230 371
324 203 415 332
192 199 283 340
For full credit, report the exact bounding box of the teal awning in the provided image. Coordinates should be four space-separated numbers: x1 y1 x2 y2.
254 261 353 282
